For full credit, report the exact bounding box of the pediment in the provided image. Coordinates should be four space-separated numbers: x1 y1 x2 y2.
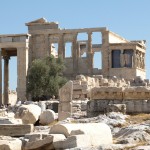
26 18 47 25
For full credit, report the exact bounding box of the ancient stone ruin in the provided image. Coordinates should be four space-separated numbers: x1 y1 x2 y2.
0 17 146 105
0 18 150 150
57 74 150 120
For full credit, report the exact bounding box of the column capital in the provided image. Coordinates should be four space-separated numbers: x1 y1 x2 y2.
72 34 78 42
121 49 124 54
3 55 10 61
87 31 93 35
73 33 78 37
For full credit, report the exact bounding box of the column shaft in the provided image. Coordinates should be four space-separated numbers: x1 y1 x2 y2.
3 55 10 105
120 49 124 68
17 47 28 101
58 34 64 58
133 49 137 69
87 32 93 75
72 34 78 74
44 34 50 57
0 50 2 105
49 35 52 56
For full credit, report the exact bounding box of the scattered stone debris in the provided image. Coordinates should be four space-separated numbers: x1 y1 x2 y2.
1 75 150 149
0 17 149 149
1 100 150 150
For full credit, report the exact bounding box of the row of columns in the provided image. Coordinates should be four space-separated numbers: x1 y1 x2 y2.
110 49 136 69
44 32 94 76
0 47 28 106
110 49 145 70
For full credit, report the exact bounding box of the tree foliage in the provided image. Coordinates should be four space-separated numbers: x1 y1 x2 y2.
27 55 67 100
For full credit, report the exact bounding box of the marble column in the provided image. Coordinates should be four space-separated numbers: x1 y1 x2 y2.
49 35 52 56
0 49 2 105
134 50 138 68
109 49 112 68
3 55 10 105
132 49 136 69
17 47 28 101
87 32 93 75
58 34 64 58
142 53 145 69
44 34 50 56
72 34 78 74
120 50 124 68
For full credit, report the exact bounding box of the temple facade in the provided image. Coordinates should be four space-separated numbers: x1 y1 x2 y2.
0 18 146 104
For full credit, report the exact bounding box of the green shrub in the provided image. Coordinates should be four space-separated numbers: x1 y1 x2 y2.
27 55 67 101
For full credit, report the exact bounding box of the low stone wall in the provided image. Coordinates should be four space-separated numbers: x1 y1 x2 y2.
59 75 150 118
91 87 150 100
87 99 150 117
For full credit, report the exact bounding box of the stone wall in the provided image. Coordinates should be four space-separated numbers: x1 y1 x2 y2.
60 75 150 117
72 75 99 100
87 99 150 117
26 18 146 80
0 18 147 105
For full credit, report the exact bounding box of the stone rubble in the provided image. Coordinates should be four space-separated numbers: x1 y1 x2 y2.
24 135 53 150
15 104 41 124
1 102 150 150
1 75 150 149
0 124 34 136
0 117 22 124
39 109 56 125
0 17 149 149
0 136 22 150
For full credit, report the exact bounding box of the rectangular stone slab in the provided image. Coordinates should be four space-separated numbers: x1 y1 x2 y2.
0 124 34 136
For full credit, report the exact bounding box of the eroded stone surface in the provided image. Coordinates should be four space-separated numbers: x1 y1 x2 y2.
0 124 34 136
24 135 53 150
50 123 112 145
0 136 22 150
58 81 73 121
0 117 22 124
39 109 56 125
15 104 41 124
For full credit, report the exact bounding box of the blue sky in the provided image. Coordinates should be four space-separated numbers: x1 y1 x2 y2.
0 0 150 90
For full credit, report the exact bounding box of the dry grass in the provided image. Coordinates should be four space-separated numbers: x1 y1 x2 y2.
126 113 150 125
123 141 147 150
48 120 58 127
